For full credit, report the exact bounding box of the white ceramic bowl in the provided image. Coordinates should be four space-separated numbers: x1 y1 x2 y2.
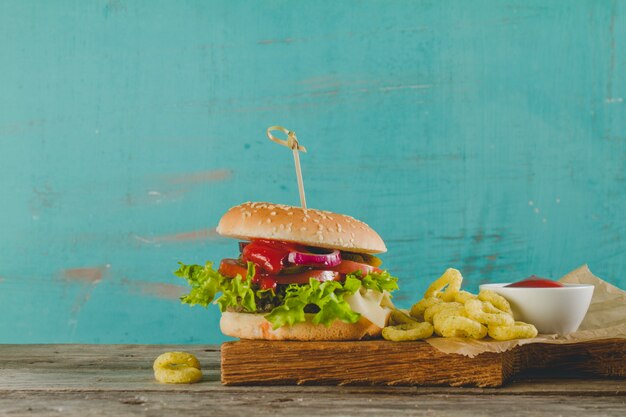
478 283 594 335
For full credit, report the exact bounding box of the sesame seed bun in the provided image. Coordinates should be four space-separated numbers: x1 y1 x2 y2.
220 312 383 341
216 202 387 254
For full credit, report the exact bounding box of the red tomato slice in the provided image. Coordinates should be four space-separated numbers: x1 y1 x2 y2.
218 259 248 279
328 260 381 276
256 275 278 291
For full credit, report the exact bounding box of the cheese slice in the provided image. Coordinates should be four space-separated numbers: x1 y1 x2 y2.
344 288 393 328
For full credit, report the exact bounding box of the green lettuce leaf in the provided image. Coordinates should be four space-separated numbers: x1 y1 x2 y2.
175 261 257 312
175 261 399 330
174 262 223 307
357 270 399 294
264 277 362 329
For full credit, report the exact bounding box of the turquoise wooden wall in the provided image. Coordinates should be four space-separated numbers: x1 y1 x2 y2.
1 0 624 343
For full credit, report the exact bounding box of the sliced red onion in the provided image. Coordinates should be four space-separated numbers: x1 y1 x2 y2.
287 249 341 267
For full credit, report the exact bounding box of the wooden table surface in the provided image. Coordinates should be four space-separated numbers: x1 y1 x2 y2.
1 345 625 416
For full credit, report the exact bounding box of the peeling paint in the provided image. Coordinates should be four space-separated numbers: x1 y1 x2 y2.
61 265 109 319
121 278 186 300
63 265 109 284
132 228 219 245
124 188 188 206
139 282 186 300
164 169 232 185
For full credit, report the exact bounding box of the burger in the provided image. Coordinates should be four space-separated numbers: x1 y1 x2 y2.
175 202 398 340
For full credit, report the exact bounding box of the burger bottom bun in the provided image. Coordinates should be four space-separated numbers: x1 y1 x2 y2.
220 312 382 341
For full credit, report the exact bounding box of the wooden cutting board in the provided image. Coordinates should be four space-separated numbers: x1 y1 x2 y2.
221 338 626 387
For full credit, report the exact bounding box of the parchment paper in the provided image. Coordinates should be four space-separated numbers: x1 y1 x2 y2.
425 265 626 357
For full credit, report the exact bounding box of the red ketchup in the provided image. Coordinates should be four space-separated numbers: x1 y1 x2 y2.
241 239 303 274
505 275 564 288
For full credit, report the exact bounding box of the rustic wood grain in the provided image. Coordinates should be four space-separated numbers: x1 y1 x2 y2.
222 340 514 387
1 345 625 417
2 391 626 417
221 339 626 387
519 339 626 378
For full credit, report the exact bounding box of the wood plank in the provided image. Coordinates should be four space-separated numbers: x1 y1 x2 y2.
1 391 625 417
221 340 514 387
1 345 625 417
221 339 626 387
520 339 626 377
0 344 623 394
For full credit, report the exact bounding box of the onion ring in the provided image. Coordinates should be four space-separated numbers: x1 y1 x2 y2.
389 309 420 326
454 290 477 304
287 249 341 267
423 302 463 324
409 297 441 319
382 321 434 341
478 290 513 315
465 299 514 327
424 268 463 302
153 352 202 384
433 315 487 339
488 322 538 341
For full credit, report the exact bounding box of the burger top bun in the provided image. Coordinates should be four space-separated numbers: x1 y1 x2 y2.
216 202 387 254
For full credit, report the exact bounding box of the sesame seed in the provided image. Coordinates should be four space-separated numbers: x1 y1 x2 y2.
266 218 271 223
300 227 307 231
270 211 277 216
287 212 293 216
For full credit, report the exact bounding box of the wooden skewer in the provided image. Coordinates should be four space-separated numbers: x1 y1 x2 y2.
266 126 307 209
